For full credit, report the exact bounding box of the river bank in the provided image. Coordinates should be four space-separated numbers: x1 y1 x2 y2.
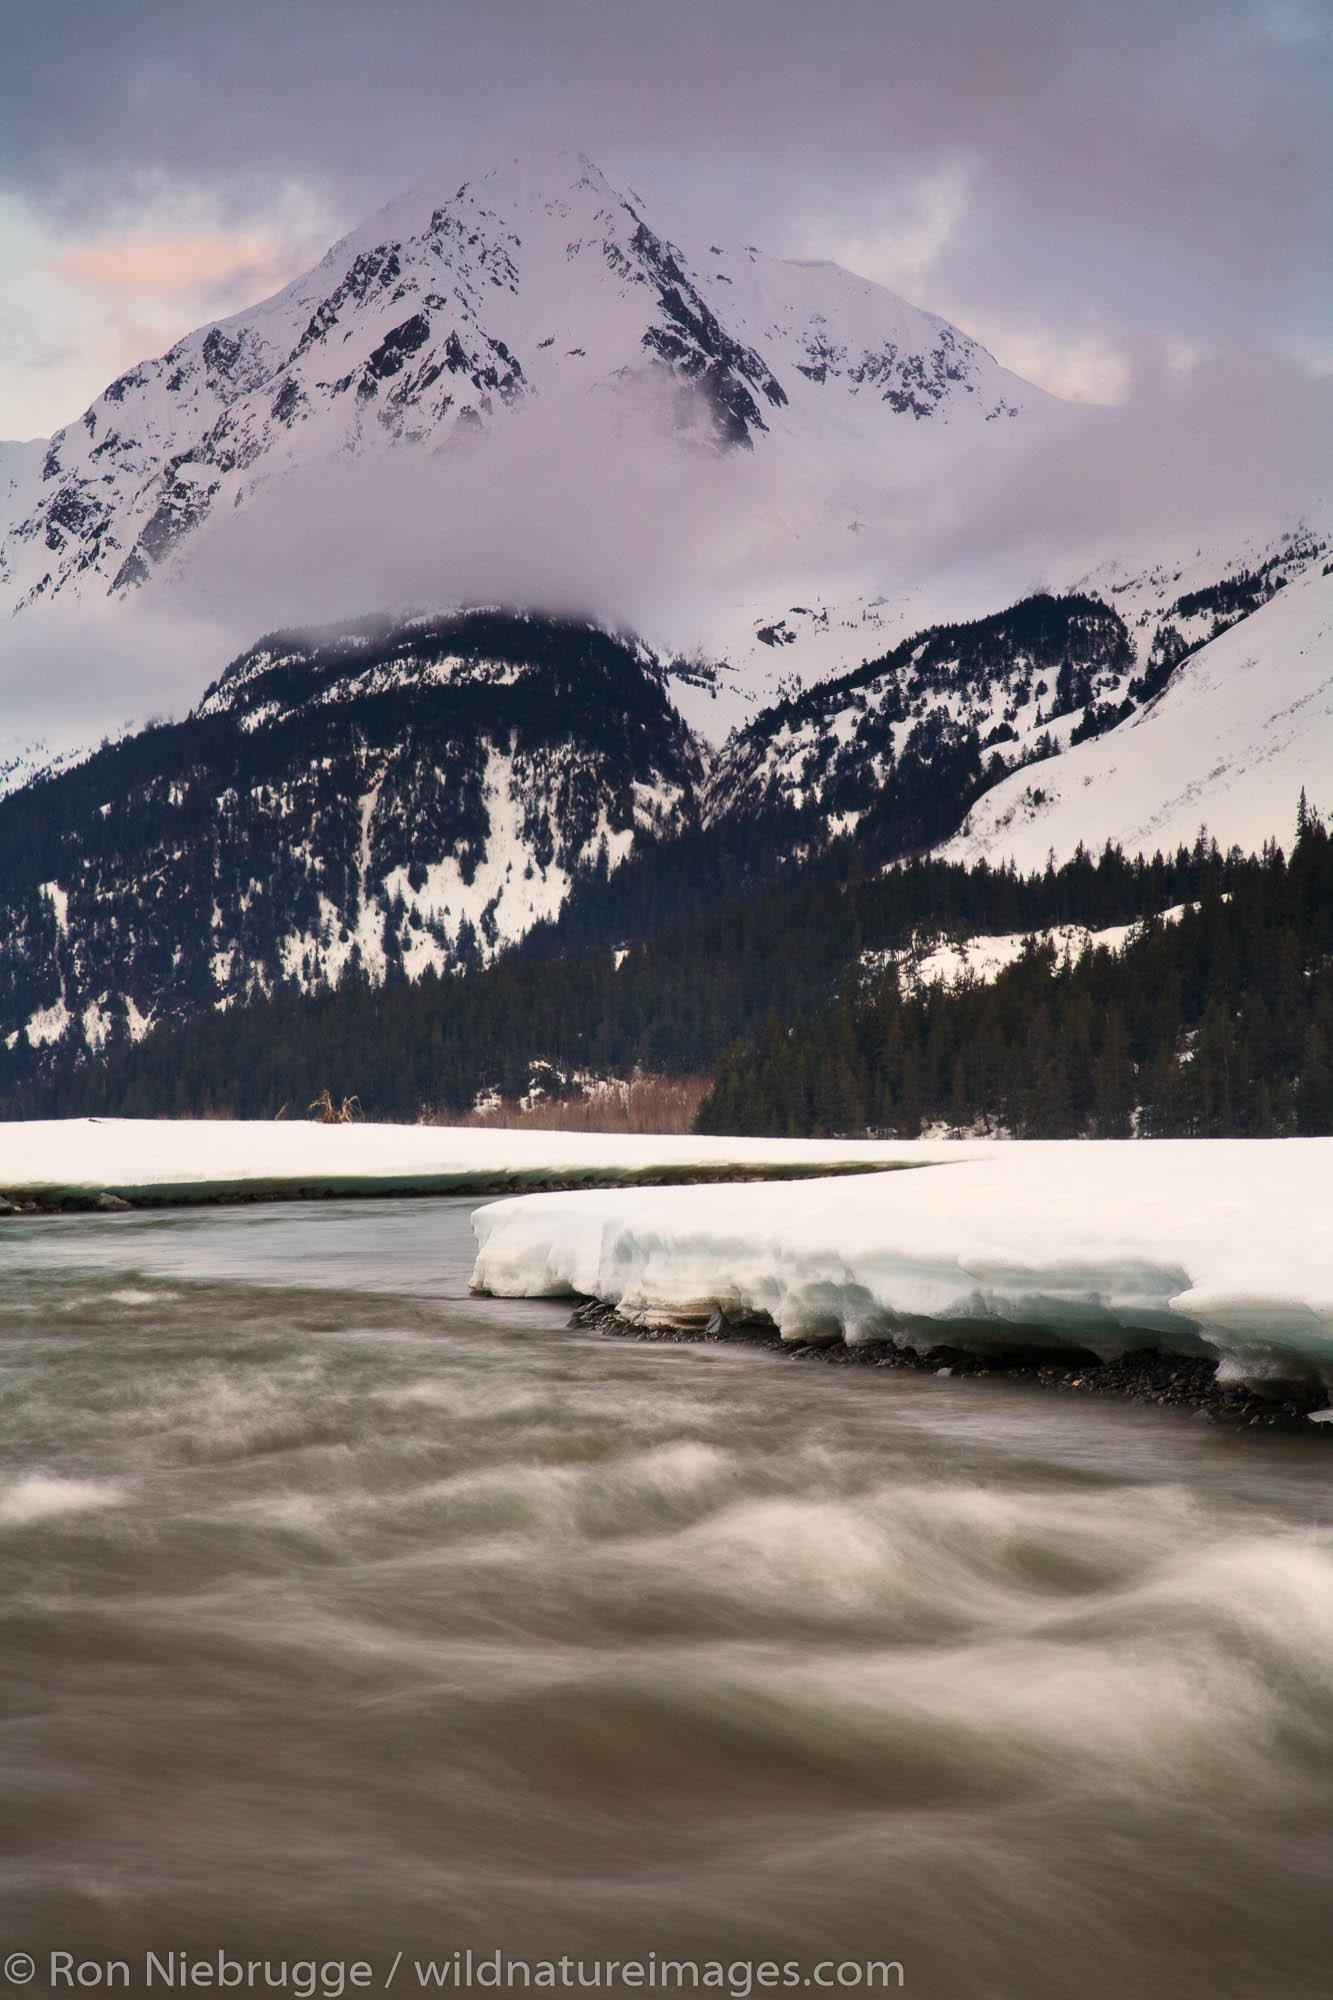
472 1140 1333 1407
0 1117 964 1208
571 1297 1333 1430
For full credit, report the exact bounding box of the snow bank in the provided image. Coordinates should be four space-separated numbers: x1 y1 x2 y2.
0 1118 970 1207
471 1140 1333 1385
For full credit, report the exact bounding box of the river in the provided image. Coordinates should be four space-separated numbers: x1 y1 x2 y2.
2 1198 1330 1999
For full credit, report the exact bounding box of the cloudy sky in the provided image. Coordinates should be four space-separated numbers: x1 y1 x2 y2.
3 0 1330 439
1 0 1330 758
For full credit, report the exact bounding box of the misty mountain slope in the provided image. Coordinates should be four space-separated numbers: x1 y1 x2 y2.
1075 526 1326 681
508 561 1298 956
0 151 1045 669
702 592 1137 851
940 556 1333 869
671 532 1333 879
5 538 1324 1095
0 612 703 1086
693 527 1331 877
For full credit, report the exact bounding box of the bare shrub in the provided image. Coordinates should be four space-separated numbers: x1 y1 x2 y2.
455 1074 711 1135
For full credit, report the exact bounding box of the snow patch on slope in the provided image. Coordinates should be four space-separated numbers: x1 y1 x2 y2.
871 907 1189 992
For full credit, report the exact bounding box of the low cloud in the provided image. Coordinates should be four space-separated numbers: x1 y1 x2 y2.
172 374 773 644
0 597 236 771
4 343 1315 759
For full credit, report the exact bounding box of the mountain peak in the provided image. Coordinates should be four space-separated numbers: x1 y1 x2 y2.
0 149 1043 669
330 143 624 258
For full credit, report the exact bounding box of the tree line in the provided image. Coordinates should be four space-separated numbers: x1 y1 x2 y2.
697 808 1333 1139
3 834 1260 1126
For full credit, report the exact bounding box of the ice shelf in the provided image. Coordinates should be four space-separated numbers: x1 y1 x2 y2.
471 1139 1333 1385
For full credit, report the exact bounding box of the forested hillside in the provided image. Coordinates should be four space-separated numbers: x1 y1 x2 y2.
520 592 1152 958
704 592 1137 848
0 612 703 1089
3 840 1237 1124
698 809 1333 1139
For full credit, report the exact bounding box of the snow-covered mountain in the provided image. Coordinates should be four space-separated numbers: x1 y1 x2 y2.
0 149 1037 626
2 146 1330 1094
3 536 1330 1089
0 143 1070 783
703 591 1135 848
0 613 702 1085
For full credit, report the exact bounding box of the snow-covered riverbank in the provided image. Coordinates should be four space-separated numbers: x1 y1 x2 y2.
0 1118 968 1208
8 1120 1331 1395
471 1139 1333 1389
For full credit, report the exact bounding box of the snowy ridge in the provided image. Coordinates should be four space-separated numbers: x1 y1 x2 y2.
1073 525 1328 659
700 590 1138 852
470 1141 1333 1387
0 734 96 801
701 529 1331 851
943 557 1333 868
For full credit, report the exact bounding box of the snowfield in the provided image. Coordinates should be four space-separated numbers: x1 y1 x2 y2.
470 1139 1333 1386
0 1119 955 1205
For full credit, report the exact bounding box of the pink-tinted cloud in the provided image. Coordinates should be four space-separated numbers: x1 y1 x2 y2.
49 234 290 296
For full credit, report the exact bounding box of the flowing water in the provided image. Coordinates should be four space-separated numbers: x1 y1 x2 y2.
1 1198 1331 2000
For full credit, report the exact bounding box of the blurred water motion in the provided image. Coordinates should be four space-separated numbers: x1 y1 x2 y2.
2 1199 1331 2000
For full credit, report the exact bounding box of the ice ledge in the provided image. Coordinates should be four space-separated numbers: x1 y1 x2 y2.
470 1139 1333 1387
